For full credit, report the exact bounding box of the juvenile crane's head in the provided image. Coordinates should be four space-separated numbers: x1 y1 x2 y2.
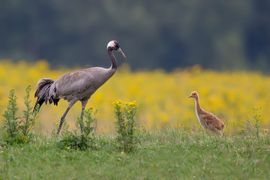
189 91 199 99
107 40 127 60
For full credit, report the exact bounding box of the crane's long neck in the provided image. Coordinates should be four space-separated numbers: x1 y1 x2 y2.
108 49 117 70
194 97 203 114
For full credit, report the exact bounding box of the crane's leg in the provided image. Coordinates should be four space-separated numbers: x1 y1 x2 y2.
79 99 89 134
57 101 75 135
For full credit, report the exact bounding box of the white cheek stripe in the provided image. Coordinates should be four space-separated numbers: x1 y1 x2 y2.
107 41 115 49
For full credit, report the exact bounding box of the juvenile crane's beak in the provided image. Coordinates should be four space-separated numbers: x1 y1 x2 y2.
188 95 193 98
118 48 127 60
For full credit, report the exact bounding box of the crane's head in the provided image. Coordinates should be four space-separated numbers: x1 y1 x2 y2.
107 40 127 60
189 91 199 99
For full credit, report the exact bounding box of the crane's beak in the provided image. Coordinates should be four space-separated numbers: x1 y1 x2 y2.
118 48 127 60
188 95 193 98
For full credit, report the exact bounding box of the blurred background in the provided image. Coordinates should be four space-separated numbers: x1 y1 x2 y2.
0 0 269 71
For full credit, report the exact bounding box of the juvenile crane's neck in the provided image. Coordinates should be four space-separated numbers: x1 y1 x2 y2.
108 49 117 70
194 97 203 114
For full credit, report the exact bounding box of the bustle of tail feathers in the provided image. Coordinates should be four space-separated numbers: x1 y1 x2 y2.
34 78 60 111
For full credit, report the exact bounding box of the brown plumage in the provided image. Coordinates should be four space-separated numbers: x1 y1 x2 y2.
189 91 224 135
34 40 127 135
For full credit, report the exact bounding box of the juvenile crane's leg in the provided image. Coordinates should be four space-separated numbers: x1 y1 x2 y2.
79 99 89 133
57 101 75 135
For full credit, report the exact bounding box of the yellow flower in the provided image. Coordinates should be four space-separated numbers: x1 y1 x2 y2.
0 61 270 134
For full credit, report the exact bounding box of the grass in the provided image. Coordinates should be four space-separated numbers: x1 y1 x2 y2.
1 130 270 179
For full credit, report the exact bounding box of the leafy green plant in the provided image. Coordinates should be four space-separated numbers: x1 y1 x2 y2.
1 86 38 144
114 100 137 153
245 108 262 138
57 108 97 150
2 89 19 141
21 85 38 137
252 108 262 138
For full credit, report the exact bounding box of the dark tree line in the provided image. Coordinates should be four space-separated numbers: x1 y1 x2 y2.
0 0 269 71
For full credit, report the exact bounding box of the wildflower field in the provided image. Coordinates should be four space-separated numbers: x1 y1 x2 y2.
0 60 269 135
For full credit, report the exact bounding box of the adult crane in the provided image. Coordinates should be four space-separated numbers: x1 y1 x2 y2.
34 40 127 134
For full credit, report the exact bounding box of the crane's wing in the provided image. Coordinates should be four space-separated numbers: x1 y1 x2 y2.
54 67 112 99
201 112 224 131
55 70 95 97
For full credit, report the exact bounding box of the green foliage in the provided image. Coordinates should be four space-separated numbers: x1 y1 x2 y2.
245 108 262 138
21 85 38 136
2 89 19 140
57 109 97 151
79 109 96 138
1 86 38 144
56 131 89 151
114 100 137 153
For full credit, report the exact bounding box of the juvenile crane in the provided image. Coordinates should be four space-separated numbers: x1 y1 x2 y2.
34 40 127 134
189 91 224 135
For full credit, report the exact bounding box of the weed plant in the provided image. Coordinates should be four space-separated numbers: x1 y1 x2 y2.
114 100 137 153
57 108 97 150
1 86 38 144
2 89 19 143
245 108 263 138
21 86 38 137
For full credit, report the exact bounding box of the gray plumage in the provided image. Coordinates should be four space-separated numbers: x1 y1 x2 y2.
34 40 126 134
